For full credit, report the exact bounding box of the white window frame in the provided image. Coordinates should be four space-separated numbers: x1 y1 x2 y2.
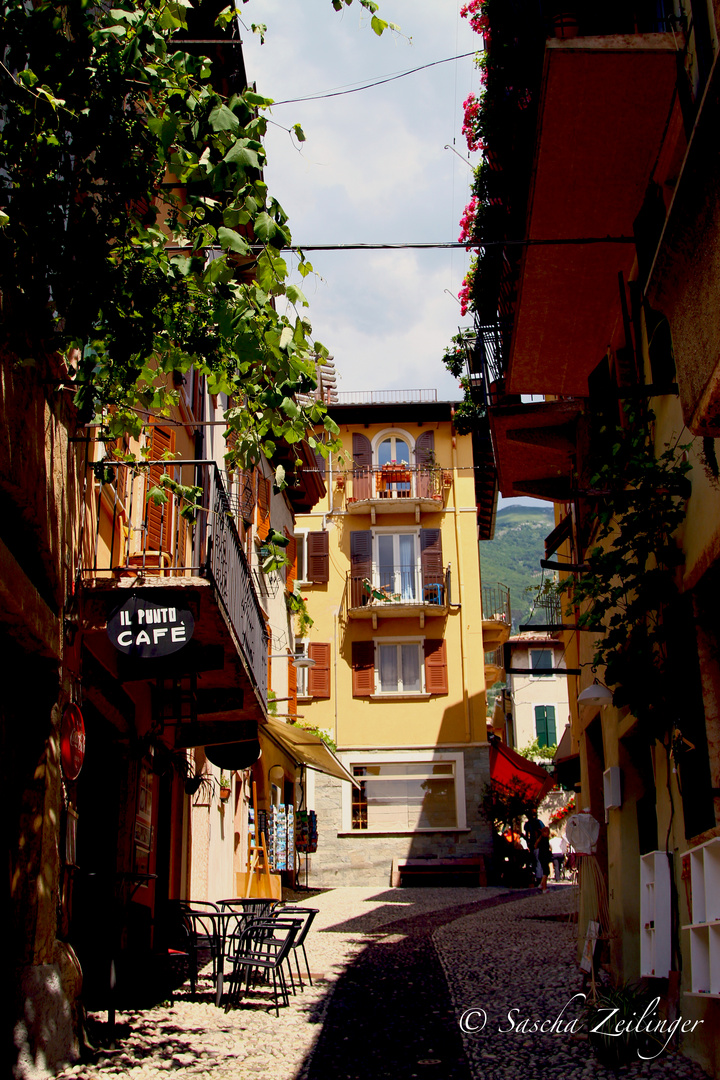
372 526 419 601
295 638 310 698
371 427 416 465
375 636 425 695
340 749 467 834
294 529 310 585
529 648 555 679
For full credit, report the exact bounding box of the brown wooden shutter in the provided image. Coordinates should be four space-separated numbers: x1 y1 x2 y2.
352 432 372 500
146 424 175 554
241 468 256 522
285 529 297 593
415 430 435 498
424 639 448 695
350 530 372 607
308 643 331 698
420 528 443 594
352 640 375 697
257 474 271 540
288 657 297 716
307 531 329 583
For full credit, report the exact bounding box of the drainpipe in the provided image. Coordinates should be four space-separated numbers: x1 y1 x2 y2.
333 604 340 746
450 423 472 743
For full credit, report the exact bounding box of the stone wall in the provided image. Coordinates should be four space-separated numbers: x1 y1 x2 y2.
307 746 493 887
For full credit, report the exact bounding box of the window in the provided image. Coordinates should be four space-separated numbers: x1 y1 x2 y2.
377 641 422 693
377 435 410 466
530 649 554 678
351 638 448 697
535 705 557 748
295 640 309 697
295 530 308 583
341 751 467 833
376 532 418 600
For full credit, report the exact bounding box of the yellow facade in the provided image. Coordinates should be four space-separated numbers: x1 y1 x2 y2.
292 401 498 886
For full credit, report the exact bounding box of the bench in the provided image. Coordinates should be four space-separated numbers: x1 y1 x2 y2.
390 856 487 888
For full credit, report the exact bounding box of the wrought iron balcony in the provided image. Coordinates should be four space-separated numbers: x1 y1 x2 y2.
344 566 449 621
81 459 268 707
341 464 448 517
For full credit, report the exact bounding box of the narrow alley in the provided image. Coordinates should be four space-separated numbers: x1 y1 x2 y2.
55 887 711 1080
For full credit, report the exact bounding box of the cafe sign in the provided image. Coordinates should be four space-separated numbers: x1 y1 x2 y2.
107 596 194 658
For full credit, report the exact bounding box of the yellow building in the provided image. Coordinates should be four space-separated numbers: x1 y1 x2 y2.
293 392 507 886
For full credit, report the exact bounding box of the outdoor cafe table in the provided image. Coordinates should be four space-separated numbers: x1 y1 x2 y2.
183 907 259 1006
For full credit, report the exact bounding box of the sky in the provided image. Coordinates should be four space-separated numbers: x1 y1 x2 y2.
239 0 481 403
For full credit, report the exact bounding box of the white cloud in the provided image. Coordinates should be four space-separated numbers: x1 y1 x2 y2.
240 0 482 394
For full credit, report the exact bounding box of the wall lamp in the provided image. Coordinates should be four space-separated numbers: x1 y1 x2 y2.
577 680 613 705
269 653 316 669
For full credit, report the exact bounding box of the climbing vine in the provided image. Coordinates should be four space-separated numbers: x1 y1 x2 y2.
556 411 692 733
0 0 391 468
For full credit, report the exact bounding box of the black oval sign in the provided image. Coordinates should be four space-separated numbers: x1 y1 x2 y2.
107 596 194 658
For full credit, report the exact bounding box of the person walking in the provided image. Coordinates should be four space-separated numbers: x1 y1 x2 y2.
535 827 552 893
550 832 566 880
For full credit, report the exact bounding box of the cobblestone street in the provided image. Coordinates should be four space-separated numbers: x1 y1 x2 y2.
57 887 714 1080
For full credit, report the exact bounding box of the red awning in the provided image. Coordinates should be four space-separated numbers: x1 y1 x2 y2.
489 742 555 802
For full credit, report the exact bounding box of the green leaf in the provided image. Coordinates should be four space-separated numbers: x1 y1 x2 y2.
279 326 293 352
244 90 274 107
286 283 308 307
224 142 261 170
209 104 240 134
292 123 306 143
281 396 300 419
253 212 278 243
218 227 251 255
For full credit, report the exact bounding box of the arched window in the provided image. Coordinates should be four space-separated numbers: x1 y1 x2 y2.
377 435 410 466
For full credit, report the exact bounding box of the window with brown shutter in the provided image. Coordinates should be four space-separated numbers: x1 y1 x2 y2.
308 643 331 698
352 640 375 697
257 474 271 540
146 423 175 555
415 430 435 498
241 468 256 522
352 432 372 500
288 658 297 716
420 528 443 599
424 639 448 695
307 531 329 583
285 529 297 593
350 529 372 607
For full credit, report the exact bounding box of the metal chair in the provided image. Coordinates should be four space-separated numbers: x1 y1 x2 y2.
276 906 318 988
227 918 300 1016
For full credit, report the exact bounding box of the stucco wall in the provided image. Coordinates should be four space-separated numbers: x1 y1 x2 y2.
304 746 493 887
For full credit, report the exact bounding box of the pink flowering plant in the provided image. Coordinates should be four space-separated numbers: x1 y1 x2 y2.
458 256 477 317
460 0 490 37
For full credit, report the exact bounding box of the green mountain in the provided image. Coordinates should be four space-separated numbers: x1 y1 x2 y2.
479 503 555 632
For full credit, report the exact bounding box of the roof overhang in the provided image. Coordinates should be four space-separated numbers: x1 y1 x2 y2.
261 719 360 787
508 34 679 397
488 399 583 500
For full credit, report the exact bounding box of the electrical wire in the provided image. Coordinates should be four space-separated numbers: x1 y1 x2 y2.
271 50 480 106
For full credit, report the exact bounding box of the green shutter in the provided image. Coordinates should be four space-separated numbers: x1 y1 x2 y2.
535 705 556 747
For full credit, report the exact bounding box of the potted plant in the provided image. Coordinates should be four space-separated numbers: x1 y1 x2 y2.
219 774 232 801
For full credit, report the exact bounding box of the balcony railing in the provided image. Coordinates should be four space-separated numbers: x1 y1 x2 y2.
482 583 511 625
343 465 446 504
346 566 448 613
336 389 438 405
82 460 268 704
